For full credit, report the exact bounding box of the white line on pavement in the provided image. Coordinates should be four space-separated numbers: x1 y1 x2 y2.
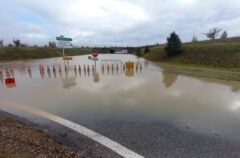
0 101 144 158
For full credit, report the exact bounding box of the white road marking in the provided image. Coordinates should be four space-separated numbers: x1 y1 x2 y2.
0 101 144 158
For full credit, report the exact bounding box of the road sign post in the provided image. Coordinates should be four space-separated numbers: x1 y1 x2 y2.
91 50 99 73
56 35 73 63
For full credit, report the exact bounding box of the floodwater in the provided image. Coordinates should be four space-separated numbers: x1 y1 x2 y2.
1 54 240 155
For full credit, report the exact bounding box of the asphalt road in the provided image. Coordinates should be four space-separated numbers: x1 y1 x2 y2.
76 117 240 158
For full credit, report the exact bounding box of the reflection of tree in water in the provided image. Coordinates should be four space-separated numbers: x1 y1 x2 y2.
232 87 240 93
162 71 178 88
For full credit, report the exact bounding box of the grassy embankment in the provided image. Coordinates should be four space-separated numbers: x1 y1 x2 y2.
143 37 240 81
0 47 92 61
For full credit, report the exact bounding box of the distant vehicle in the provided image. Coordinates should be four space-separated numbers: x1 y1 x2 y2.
115 50 128 54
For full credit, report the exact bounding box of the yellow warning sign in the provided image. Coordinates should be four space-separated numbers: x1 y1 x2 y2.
63 56 73 60
125 61 134 70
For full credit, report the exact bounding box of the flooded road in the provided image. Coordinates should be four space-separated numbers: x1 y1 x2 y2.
1 54 240 157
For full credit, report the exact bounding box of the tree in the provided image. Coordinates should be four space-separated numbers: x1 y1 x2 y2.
48 41 57 48
8 44 13 47
136 48 142 57
192 35 198 42
0 40 3 48
13 39 21 47
144 46 150 54
220 31 228 40
203 28 222 40
165 32 182 57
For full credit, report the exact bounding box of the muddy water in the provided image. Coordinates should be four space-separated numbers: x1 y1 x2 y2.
1 54 240 137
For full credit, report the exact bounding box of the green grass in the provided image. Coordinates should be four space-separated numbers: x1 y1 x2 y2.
144 37 240 68
0 47 92 61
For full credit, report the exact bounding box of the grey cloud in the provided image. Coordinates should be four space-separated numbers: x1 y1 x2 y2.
0 0 240 46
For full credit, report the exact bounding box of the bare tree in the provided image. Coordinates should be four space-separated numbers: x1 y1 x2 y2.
48 41 57 48
203 28 222 40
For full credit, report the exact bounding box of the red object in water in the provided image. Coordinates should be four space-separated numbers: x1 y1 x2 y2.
92 50 99 58
5 78 16 84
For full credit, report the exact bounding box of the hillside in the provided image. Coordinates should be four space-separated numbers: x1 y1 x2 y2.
0 47 92 61
144 37 240 68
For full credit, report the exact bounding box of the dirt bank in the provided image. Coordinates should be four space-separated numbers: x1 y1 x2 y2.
0 111 81 158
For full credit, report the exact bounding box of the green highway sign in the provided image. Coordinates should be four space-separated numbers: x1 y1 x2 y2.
56 36 72 41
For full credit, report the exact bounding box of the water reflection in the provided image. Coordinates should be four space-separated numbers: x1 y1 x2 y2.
62 77 77 89
1 55 240 137
162 71 178 88
35 64 144 81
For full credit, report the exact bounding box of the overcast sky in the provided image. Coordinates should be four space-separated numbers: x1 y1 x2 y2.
0 0 240 46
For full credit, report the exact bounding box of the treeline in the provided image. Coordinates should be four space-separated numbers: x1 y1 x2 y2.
136 27 230 58
143 28 240 68
0 39 60 48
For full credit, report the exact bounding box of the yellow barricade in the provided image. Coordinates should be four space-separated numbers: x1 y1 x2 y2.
125 61 134 70
63 56 73 60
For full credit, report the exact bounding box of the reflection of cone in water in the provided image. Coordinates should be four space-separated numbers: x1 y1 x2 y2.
6 69 11 78
74 65 77 76
27 66 32 78
39 65 44 72
28 70 32 78
65 65 68 72
59 71 62 78
101 64 105 75
47 66 50 72
65 70 68 78
53 65 56 73
87 70 90 76
27 66 31 73
47 70 51 78
79 68 81 76
74 65 77 72
10 67 14 77
0 70 3 84
0 70 3 78
87 65 90 72
59 65 62 72
53 66 57 78
0 77 3 84
53 71 57 78
46 66 51 78
40 70 45 79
